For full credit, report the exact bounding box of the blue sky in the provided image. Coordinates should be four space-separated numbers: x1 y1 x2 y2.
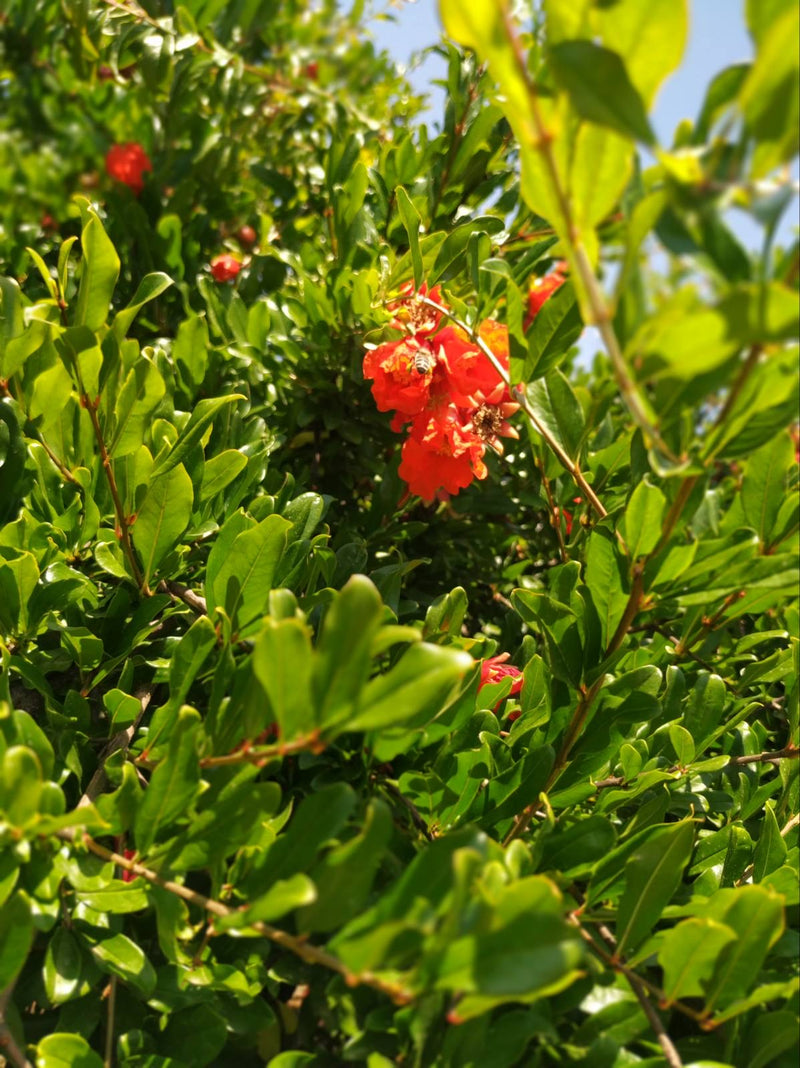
366 0 796 252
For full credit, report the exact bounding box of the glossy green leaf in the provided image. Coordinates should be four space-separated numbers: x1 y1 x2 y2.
621 478 666 560
74 202 120 331
113 271 173 338
0 890 34 988
396 186 423 291
134 707 201 852
703 886 786 1012
36 1033 104 1068
348 643 473 732
615 819 695 954
207 514 292 635
658 918 737 1003
311 575 384 729
84 929 157 996
741 432 796 546
150 394 244 480
252 616 315 738
549 41 655 145
132 462 193 585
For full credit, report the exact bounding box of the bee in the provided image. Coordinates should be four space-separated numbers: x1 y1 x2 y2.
413 347 437 375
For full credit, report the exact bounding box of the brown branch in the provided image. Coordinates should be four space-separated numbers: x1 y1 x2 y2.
0 980 32 1068
78 685 155 806
593 746 799 792
160 580 208 615
59 832 413 1006
190 731 325 769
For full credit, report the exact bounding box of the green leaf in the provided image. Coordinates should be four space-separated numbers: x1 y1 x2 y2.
252 617 315 739
585 530 628 652
132 463 193 586
595 0 688 106
668 723 695 766
36 1033 104 1068
44 928 85 1005
743 1011 800 1068
74 202 120 331
241 784 356 895
0 744 43 825
109 356 167 458
84 929 157 997
0 890 34 989
215 873 317 931
615 819 695 954
396 186 423 291
523 283 583 380
134 707 201 852
348 643 473 732
113 271 173 338
738 5 800 175
526 370 585 459
741 433 796 546
159 1005 228 1067
540 816 617 876
549 41 655 145
753 803 788 882
703 886 785 1012
435 876 583 997
208 514 292 636
297 800 392 933
200 449 248 502
621 478 666 559
311 575 384 729
657 918 737 1003
150 394 244 480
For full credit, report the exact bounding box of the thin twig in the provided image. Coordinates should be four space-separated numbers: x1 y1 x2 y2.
592 747 799 792
419 295 608 519
103 976 117 1068
78 685 155 806
379 779 434 841
59 832 413 1006
0 980 32 1068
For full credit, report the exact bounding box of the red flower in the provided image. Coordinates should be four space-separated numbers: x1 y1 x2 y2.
105 142 152 195
387 282 446 338
525 268 566 328
436 322 508 404
363 337 440 415
399 404 487 501
479 653 524 719
210 254 242 282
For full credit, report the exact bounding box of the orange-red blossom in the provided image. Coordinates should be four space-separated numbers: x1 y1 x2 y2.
363 274 562 502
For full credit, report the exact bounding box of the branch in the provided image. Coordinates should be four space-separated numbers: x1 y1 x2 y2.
0 981 32 1068
78 685 155 806
419 295 608 519
59 832 413 1006
160 580 208 615
592 746 799 791
496 12 677 463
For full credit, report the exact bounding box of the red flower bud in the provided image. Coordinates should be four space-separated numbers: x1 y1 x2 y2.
210 254 242 282
236 225 257 249
105 142 152 195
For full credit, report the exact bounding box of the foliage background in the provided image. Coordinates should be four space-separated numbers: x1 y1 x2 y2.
0 1 798 1067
